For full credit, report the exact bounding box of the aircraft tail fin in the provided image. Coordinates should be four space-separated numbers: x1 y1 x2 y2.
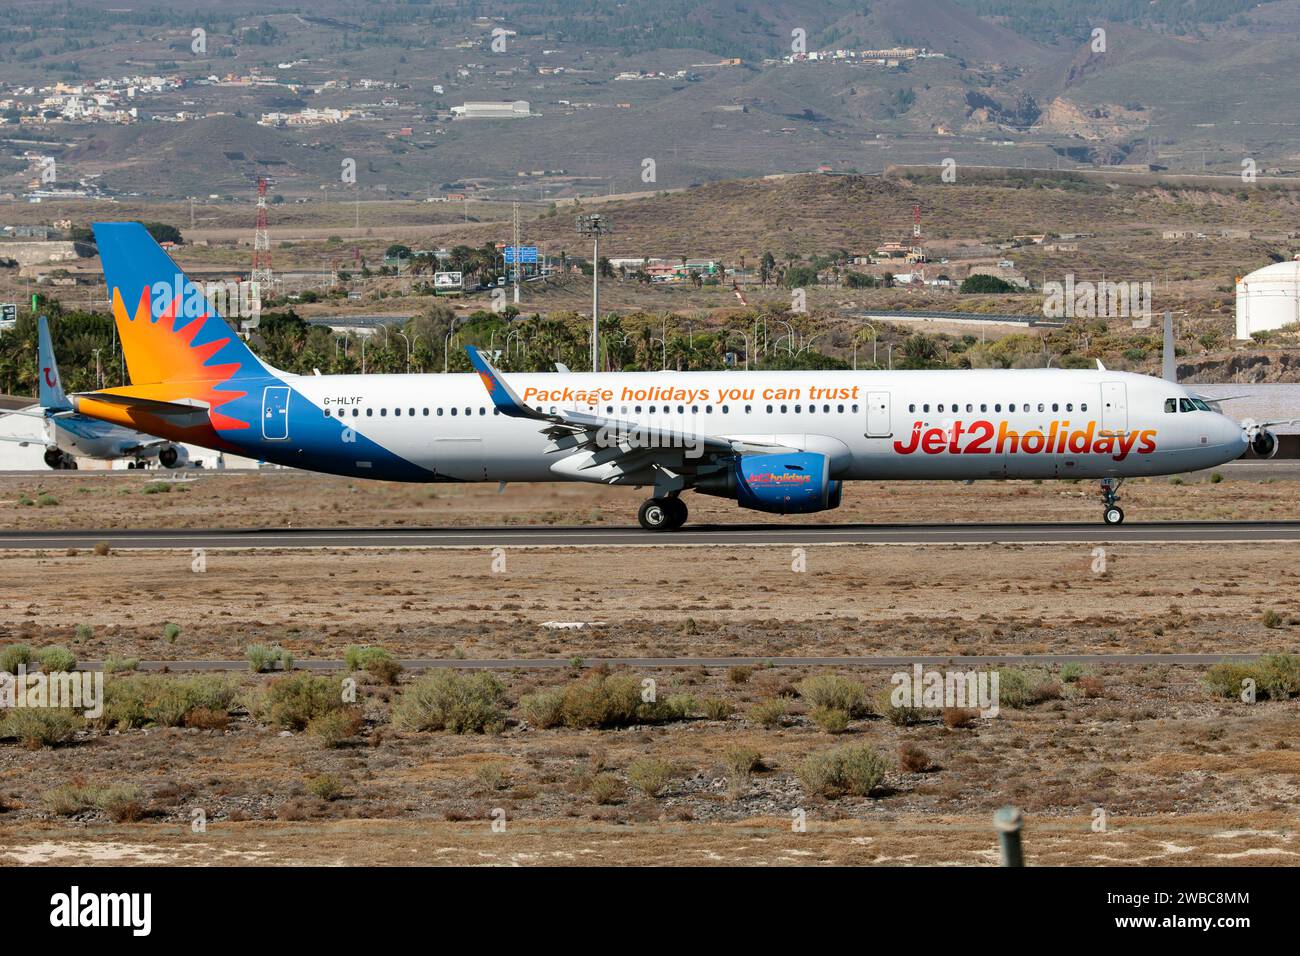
91 221 271 388
37 315 71 411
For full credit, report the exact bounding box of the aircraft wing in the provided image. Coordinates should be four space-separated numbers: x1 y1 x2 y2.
0 434 38 446
464 346 797 486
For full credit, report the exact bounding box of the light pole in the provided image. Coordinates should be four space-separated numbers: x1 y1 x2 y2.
576 213 611 372
395 330 411 373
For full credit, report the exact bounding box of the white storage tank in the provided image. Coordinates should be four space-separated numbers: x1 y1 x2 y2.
1236 259 1300 339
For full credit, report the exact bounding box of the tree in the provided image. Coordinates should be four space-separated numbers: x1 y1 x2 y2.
139 221 183 245
960 274 1019 294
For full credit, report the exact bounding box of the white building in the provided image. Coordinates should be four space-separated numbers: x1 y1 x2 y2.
450 100 532 119
1236 259 1300 339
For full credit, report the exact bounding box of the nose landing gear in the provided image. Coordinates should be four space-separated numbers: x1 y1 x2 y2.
637 495 688 531
1100 478 1124 525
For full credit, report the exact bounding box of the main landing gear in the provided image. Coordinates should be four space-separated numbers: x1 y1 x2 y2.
1099 478 1124 525
638 495 688 531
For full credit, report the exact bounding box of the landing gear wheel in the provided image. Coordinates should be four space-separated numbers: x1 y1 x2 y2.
638 498 674 531
664 496 688 530
1103 506 1124 526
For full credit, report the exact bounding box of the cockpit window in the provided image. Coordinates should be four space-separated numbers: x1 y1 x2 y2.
1179 398 1196 412
1164 398 1177 413
1192 398 1211 411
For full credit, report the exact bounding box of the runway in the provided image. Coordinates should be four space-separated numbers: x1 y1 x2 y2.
0 520 1297 549
78 653 1256 672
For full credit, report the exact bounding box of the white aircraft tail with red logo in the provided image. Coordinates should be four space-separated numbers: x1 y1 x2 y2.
37 315 71 411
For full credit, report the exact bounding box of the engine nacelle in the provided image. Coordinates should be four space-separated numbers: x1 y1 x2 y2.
1252 429 1279 459
696 452 843 514
158 444 190 469
44 447 76 470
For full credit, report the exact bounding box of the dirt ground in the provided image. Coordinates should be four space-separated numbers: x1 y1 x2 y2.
1 474 1298 866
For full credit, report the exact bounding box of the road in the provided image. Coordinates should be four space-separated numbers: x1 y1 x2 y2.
77 653 1258 672
1 521 1298 549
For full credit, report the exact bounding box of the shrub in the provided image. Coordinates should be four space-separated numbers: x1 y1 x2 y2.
588 772 624 805
99 675 236 730
246 644 292 673
701 697 734 721
44 782 142 818
307 774 343 801
92 541 110 556
748 697 789 728
0 644 33 674
1059 662 1085 683
475 762 510 791
627 757 674 797
306 708 363 747
259 673 346 731
943 707 979 729
345 645 403 683
520 688 565 728
1206 655 1300 701
547 673 689 729
1210 472 1224 483
879 691 927 726
724 747 763 775
3 708 81 747
797 675 870 718
36 646 76 673
727 666 752 684
162 622 182 643
1077 676 1106 699
798 744 890 798
997 668 1061 708
810 705 851 734
74 624 93 641
183 707 230 731
1262 608 1283 629
898 741 934 772
102 656 139 673
36 493 59 506
391 671 506 734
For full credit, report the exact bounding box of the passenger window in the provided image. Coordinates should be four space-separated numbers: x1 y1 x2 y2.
767 404 773 413
706 406 713 414
450 408 457 416
1009 404 1016 413
692 405 699 414
909 404 916 413
480 408 486 416
1081 403 1088 412
1165 398 1177 413
393 408 400 417
721 405 728 414
1065 403 1072 412
366 408 373 417
980 404 987 412
744 405 752 413
851 404 859 413
807 405 815 414
324 408 331 417
966 404 973 413
837 404 844 413
437 408 443 416
923 404 930 413
423 408 429 416
635 405 642 413
938 404 945 413
1037 403 1045 413
352 408 359 417
1051 403 1059 412
781 405 788 414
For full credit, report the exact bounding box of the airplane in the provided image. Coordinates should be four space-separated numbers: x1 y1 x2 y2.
0 314 193 470
66 221 1275 529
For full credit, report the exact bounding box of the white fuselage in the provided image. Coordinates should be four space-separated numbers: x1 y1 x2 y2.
278 367 1247 484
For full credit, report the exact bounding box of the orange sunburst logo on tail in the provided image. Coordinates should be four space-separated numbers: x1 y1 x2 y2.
111 285 251 430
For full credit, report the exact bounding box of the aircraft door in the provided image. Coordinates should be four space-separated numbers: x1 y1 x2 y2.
1101 382 1128 434
865 391 891 437
262 385 290 441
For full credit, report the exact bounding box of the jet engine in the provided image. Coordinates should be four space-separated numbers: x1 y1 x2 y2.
43 447 77 470
695 452 843 514
1252 429 1279 459
158 444 190 469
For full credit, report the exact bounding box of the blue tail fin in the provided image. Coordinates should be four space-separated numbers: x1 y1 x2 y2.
91 221 270 387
